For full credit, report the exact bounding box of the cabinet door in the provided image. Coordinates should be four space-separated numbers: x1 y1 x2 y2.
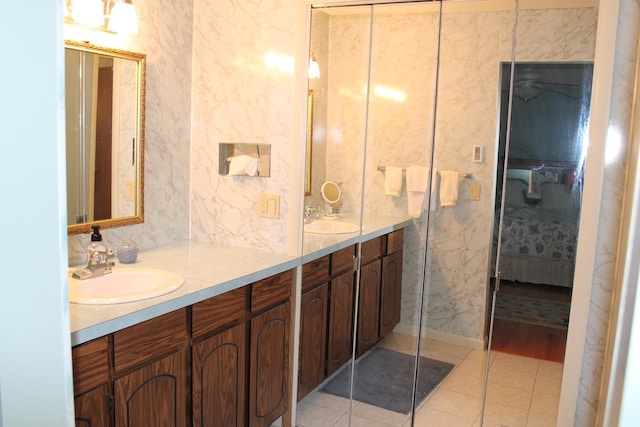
356 261 381 357
74 384 110 427
249 301 291 427
327 271 355 376
113 350 188 427
380 250 403 338
73 337 110 427
193 323 246 427
298 283 329 401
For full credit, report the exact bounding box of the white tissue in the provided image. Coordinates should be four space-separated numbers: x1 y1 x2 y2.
228 155 260 176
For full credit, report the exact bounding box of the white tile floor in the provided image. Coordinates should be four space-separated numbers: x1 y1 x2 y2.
295 332 563 427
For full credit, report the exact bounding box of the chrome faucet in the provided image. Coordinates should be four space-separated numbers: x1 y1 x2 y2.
72 247 115 280
304 206 321 224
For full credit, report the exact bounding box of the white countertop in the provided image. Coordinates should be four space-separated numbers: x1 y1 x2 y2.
302 214 413 262
69 215 413 346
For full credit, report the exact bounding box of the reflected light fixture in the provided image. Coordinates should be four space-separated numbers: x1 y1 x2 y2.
108 0 139 34
515 86 540 102
309 55 320 79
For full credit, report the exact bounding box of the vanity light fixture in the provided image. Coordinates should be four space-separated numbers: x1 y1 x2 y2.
69 0 105 27
108 0 139 34
309 55 320 79
65 0 139 34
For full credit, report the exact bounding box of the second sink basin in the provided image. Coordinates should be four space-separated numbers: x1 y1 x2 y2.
69 267 185 305
304 219 361 234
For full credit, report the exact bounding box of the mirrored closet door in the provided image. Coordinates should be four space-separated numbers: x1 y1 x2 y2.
296 0 598 426
483 2 597 426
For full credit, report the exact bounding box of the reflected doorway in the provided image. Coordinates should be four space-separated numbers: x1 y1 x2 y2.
490 62 593 362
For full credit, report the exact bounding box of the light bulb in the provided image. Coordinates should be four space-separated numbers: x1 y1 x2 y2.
108 1 139 34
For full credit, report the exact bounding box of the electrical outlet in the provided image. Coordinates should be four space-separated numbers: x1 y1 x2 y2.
257 193 280 218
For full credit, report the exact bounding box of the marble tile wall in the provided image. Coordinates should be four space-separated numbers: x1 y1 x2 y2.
190 0 297 254
66 0 193 266
575 2 640 425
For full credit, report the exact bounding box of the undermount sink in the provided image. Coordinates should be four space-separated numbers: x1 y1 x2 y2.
69 267 184 305
304 219 362 234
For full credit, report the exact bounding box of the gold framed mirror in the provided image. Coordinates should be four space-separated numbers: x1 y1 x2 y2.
305 90 314 196
65 40 146 234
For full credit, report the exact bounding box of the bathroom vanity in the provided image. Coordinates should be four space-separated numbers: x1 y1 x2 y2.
72 270 293 427
69 216 411 427
297 228 404 400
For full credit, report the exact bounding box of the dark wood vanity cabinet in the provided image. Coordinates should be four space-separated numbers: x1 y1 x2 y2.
356 237 384 357
72 336 111 427
380 246 403 337
249 271 293 427
327 245 357 376
72 270 293 427
298 256 330 400
112 308 190 427
72 310 190 427
297 247 356 400
298 229 405 398
192 287 249 427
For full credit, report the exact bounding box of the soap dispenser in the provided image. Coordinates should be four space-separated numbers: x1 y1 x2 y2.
88 226 106 254
87 226 113 266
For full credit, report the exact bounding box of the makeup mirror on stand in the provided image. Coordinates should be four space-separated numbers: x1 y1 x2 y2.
321 180 341 218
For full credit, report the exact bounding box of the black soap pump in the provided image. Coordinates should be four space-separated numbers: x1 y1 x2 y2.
88 225 106 255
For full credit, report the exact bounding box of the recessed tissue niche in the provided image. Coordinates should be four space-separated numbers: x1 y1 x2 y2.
219 143 271 177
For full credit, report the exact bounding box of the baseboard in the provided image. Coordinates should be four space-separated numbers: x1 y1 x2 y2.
394 323 486 350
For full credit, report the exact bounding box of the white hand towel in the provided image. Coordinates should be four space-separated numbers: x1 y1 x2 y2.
440 170 459 206
406 165 429 218
228 155 260 176
385 166 403 197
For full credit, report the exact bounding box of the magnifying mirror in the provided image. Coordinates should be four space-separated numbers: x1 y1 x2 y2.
321 181 341 217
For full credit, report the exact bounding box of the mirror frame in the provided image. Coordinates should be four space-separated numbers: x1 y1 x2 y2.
65 40 146 235
305 90 314 196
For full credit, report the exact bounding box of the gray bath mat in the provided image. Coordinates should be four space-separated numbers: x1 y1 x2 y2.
321 347 454 414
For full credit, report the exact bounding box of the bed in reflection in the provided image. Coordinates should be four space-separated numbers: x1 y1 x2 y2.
497 163 581 288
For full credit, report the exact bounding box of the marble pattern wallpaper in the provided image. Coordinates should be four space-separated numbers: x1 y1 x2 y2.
575 2 640 425
66 0 193 266
190 0 297 255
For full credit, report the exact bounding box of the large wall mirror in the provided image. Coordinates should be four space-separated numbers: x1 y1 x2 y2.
65 40 146 234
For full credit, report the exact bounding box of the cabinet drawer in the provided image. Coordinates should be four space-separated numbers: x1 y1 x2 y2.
386 229 404 255
361 236 383 265
72 336 110 395
302 255 330 292
331 245 355 276
251 270 293 315
113 308 188 376
192 287 249 340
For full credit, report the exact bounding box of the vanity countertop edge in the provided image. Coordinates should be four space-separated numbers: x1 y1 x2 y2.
69 215 413 347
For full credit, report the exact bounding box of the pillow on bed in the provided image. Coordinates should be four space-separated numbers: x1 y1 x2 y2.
539 182 576 211
504 179 528 208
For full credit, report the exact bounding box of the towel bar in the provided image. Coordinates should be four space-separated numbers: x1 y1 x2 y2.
377 165 472 180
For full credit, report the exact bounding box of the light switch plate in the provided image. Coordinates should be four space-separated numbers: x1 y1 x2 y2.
470 183 481 200
258 193 280 218
472 145 484 163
